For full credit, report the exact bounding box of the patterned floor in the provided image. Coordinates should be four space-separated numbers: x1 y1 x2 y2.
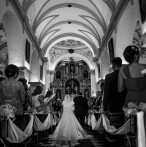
34 127 104 147
41 130 104 147
2 126 104 147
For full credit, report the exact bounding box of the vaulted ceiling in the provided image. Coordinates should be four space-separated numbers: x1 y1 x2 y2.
16 0 123 67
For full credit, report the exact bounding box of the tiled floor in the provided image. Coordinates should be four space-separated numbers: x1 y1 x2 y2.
2 126 104 147
1 126 135 147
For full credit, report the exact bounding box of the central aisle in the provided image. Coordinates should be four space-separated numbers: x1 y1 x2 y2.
4 125 104 147
44 127 104 147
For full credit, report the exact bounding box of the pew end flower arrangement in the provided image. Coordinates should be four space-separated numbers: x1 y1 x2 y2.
0 103 17 121
123 102 139 118
123 102 146 118
0 103 17 137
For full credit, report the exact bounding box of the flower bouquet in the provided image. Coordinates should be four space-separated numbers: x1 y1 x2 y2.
123 102 139 118
26 107 37 115
0 104 17 120
0 104 17 137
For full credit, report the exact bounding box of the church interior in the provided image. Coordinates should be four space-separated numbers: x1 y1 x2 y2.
0 0 146 147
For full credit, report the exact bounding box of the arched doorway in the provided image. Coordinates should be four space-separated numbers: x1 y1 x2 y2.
30 51 40 82
65 79 80 94
2 11 24 66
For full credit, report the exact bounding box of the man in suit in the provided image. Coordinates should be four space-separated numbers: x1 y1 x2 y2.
103 57 126 113
74 92 88 128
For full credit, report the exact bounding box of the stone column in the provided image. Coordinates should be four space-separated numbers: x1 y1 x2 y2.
93 56 99 83
50 70 55 83
45 70 55 92
90 69 96 96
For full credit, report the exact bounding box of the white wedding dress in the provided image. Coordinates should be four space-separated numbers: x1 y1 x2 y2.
49 94 87 146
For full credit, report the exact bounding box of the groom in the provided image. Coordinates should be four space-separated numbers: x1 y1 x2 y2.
74 92 88 128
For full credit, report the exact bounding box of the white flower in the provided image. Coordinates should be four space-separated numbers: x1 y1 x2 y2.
0 104 17 120
123 102 138 118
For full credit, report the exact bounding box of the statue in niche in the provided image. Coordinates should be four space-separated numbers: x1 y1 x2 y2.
65 66 68 74
74 86 78 94
84 89 90 99
56 71 61 79
66 86 71 94
70 64 75 73
69 80 75 93
84 70 88 79
56 89 61 100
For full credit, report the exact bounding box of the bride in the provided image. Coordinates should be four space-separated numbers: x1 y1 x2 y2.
49 94 87 146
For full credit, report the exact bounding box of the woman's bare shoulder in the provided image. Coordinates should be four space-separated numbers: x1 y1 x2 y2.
119 66 128 79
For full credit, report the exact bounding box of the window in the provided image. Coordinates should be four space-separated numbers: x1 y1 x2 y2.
40 65 43 80
108 38 114 64
139 0 146 23
25 39 30 63
97 63 100 78
56 71 61 79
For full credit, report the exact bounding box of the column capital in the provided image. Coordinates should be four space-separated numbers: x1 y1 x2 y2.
46 70 55 75
28 82 43 86
92 57 98 62
90 69 95 74
42 57 48 63
18 66 31 73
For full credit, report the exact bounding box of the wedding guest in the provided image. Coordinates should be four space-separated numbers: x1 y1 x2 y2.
100 82 104 100
84 90 90 99
118 46 146 134
103 57 126 113
118 45 146 106
99 82 105 110
18 78 31 111
0 64 25 114
44 89 55 114
52 96 62 115
100 82 105 95
45 88 53 98
93 91 102 111
32 85 46 114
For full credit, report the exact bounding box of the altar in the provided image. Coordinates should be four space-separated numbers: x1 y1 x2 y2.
52 58 91 100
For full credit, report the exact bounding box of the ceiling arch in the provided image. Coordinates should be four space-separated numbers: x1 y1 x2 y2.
15 0 122 69
43 33 97 57
32 3 106 31
38 20 101 47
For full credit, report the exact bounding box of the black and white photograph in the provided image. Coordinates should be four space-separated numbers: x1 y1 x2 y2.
0 0 146 147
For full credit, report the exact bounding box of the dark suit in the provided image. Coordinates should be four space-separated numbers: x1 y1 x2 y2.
103 70 126 112
74 95 88 127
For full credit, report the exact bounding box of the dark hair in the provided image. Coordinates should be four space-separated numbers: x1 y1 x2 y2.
18 78 27 85
123 45 139 63
5 64 19 78
112 57 122 67
100 82 104 88
45 90 53 98
100 82 105 92
0 71 3 75
32 85 43 96
78 92 82 96
18 78 28 92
